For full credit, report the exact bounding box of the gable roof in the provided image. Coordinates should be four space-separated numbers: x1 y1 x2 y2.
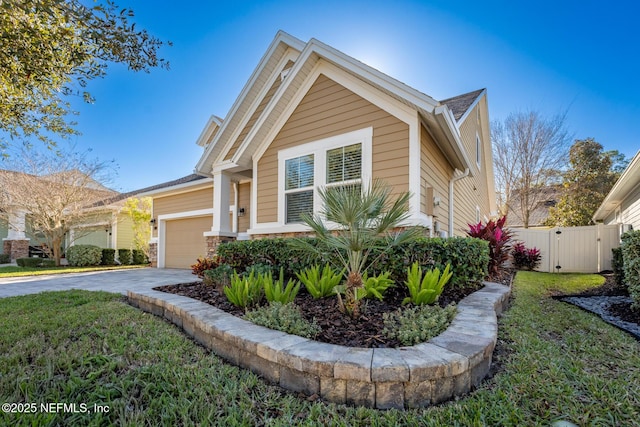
90 174 210 208
195 31 484 176
440 89 485 122
593 150 640 221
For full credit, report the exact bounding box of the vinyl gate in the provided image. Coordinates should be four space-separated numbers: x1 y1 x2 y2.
511 224 621 273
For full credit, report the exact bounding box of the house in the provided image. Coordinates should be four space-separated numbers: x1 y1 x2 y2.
0 169 140 260
593 150 640 234
506 185 561 228
147 31 497 269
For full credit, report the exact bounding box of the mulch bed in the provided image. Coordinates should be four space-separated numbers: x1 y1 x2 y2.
154 278 484 348
561 273 640 326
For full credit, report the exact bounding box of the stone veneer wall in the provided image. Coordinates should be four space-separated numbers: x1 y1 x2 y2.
205 235 236 258
2 239 29 260
128 282 510 409
148 242 157 268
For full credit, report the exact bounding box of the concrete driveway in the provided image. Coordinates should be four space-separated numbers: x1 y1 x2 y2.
0 268 196 298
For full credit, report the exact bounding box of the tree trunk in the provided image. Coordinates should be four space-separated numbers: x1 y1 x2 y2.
52 237 62 266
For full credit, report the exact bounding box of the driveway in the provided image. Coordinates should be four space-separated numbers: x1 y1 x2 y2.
0 268 196 298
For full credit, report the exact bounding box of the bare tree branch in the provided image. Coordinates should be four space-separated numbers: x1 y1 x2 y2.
492 110 571 228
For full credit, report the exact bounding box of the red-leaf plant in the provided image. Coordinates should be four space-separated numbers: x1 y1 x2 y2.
467 216 513 278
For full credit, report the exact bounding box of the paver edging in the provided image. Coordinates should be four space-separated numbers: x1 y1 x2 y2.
128 280 510 409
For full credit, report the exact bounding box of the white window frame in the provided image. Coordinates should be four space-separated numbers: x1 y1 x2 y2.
283 154 315 224
277 127 373 227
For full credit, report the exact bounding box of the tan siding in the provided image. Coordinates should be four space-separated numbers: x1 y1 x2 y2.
153 188 213 218
238 182 251 232
257 74 409 223
420 124 453 232
454 95 493 234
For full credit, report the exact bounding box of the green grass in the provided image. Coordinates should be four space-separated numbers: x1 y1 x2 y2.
0 272 638 426
0 264 146 278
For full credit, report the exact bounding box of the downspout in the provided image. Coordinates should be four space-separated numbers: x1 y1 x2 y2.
449 168 470 237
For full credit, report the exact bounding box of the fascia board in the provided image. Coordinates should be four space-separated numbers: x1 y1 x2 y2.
235 38 438 166
135 177 213 199
305 38 439 112
434 105 473 173
593 149 640 221
195 115 223 147
194 31 305 174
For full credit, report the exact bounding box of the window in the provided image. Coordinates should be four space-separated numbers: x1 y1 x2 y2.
284 154 314 223
476 134 482 168
326 143 362 185
278 128 372 225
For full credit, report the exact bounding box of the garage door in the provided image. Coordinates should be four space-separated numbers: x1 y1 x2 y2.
164 216 212 268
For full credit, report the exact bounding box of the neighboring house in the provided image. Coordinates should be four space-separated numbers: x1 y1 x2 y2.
147 31 497 268
0 170 138 260
506 186 561 228
593 150 640 233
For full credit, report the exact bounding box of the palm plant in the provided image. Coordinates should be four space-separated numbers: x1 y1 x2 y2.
299 180 424 318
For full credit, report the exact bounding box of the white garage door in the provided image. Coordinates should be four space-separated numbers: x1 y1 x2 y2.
164 216 211 269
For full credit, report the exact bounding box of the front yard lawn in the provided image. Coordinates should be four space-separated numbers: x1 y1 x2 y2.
0 272 638 426
0 264 146 278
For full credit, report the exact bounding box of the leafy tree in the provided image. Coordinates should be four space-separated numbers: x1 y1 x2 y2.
297 180 423 318
0 145 115 265
0 0 170 156
121 196 151 256
492 110 571 228
545 138 626 226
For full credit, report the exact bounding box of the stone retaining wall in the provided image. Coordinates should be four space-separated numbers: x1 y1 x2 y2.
128 282 510 409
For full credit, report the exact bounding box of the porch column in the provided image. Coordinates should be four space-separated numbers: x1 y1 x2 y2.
205 171 236 257
212 171 233 235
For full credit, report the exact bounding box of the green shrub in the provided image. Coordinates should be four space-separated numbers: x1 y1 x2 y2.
16 257 44 267
0 253 10 264
296 264 343 299
245 302 321 339
132 249 147 265
263 268 300 304
101 248 116 265
66 245 102 267
117 249 132 265
217 238 330 280
243 263 273 277
223 270 264 309
621 231 640 310
40 259 56 268
611 247 624 287
218 236 488 291
376 237 488 290
204 264 233 289
403 262 452 305
383 303 457 346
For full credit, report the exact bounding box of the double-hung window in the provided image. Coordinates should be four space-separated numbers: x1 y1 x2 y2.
284 154 314 223
278 128 371 225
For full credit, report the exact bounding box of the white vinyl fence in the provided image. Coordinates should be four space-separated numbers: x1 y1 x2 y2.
512 224 621 273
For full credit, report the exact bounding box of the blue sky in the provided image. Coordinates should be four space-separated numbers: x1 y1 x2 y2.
65 0 638 191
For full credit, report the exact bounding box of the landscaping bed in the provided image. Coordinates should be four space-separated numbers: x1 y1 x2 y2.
154 280 479 348
556 273 640 339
